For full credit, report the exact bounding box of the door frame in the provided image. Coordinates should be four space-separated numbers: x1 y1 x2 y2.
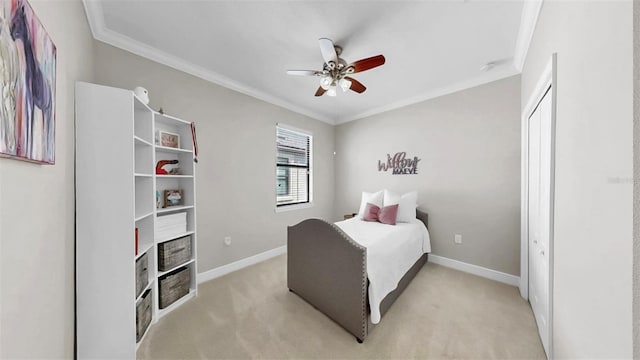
520 53 557 359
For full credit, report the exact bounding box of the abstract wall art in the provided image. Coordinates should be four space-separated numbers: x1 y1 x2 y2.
0 0 56 164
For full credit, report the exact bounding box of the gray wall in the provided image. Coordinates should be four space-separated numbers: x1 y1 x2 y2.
335 75 521 276
0 0 95 357
634 0 640 357
522 1 633 357
93 42 335 273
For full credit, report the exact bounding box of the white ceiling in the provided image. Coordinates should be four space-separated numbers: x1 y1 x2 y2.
83 1 538 125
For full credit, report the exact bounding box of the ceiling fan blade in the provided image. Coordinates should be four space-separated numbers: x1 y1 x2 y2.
318 38 338 65
314 87 326 97
345 76 366 93
350 55 386 73
287 70 321 76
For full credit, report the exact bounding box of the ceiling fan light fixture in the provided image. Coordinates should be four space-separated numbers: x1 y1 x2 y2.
320 76 333 90
339 78 352 92
327 85 337 97
287 38 385 97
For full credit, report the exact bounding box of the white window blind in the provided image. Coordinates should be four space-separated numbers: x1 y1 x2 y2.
276 126 311 207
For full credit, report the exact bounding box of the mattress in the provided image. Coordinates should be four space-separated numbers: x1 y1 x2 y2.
335 217 431 324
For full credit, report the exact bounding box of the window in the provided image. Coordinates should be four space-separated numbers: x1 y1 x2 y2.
276 125 312 208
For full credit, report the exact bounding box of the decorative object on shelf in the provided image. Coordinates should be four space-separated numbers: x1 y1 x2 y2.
135 253 149 298
159 130 180 148
156 159 179 175
159 266 190 309
133 86 149 104
378 152 421 175
156 190 161 209
135 227 139 255
190 122 198 163
0 0 57 164
158 235 192 271
163 189 183 207
158 107 164 115
136 289 152 342
156 212 187 239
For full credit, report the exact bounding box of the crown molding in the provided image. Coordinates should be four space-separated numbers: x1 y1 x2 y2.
83 0 530 127
82 0 104 40
335 66 520 124
513 0 544 72
81 1 335 125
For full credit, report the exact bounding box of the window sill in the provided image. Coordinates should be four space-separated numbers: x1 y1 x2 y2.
275 202 314 213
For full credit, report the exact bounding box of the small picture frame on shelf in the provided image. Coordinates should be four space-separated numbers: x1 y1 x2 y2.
159 131 180 148
163 189 183 208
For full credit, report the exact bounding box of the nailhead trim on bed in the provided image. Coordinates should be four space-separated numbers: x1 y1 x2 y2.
330 222 368 340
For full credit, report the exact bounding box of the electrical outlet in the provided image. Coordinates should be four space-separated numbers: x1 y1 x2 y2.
224 236 231 246
454 234 462 244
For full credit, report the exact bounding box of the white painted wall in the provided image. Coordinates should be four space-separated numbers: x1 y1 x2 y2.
335 76 522 276
0 0 94 357
92 42 335 273
522 1 633 357
634 1 640 357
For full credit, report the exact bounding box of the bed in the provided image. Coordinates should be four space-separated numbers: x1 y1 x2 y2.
287 209 430 343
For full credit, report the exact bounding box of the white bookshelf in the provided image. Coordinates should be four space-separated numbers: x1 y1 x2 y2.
76 82 197 359
152 112 198 319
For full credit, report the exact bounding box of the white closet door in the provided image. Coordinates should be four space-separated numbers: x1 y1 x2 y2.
528 87 553 357
528 99 542 326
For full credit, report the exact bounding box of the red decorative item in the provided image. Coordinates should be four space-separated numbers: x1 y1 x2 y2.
155 159 179 175
135 227 139 256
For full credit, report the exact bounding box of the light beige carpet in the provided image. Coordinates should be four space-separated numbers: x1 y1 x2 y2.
137 255 545 359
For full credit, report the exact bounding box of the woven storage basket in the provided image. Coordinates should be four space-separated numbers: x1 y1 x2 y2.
159 266 190 309
136 289 152 342
158 235 191 271
135 253 149 298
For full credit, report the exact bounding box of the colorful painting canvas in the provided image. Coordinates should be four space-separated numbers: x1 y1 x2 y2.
0 0 56 164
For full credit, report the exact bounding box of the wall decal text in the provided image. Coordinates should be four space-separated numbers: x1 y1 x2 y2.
378 152 421 175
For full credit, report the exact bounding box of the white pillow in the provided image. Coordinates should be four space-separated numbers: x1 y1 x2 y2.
357 190 384 219
383 190 417 223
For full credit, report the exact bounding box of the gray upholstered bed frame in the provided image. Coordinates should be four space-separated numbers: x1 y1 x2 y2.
287 209 429 343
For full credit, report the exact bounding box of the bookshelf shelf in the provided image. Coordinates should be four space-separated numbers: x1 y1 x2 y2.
135 279 154 303
156 145 193 154
157 289 197 319
157 205 194 214
135 211 154 222
135 242 154 261
156 230 195 244
156 174 194 179
134 135 153 147
157 259 196 278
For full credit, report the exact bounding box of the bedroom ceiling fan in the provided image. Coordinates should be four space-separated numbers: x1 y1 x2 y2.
287 38 386 97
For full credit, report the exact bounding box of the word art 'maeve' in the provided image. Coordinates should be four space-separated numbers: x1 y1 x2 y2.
378 152 421 175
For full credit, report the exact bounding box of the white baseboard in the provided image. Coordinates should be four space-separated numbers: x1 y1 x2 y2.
198 245 287 284
429 254 520 287
196 247 518 287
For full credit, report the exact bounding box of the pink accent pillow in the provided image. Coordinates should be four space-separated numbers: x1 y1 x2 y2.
378 204 399 225
362 202 399 225
362 203 380 222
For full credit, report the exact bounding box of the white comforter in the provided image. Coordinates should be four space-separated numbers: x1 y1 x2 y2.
335 218 431 324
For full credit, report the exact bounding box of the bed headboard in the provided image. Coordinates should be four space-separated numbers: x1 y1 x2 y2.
416 209 428 228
